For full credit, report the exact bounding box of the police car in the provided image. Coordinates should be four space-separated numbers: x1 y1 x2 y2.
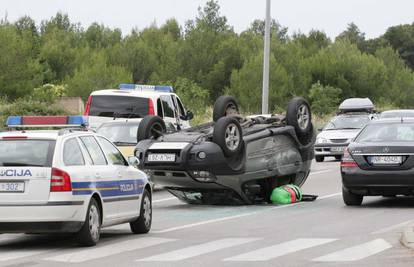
0 116 152 246
84 84 193 130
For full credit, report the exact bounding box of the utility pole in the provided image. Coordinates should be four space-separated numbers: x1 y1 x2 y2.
262 0 271 114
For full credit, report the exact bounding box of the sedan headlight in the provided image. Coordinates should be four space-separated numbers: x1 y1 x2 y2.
316 137 329 144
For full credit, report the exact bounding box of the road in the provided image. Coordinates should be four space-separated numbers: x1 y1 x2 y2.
1 159 414 267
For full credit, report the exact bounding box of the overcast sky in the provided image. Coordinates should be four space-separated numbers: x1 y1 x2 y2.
1 0 413 39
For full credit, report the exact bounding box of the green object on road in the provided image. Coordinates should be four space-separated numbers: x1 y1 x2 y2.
271 184 303 204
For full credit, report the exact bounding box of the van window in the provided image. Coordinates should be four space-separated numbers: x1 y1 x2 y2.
157 99 163 117
89 95 149 118
63 138 85 166
79 136 107 165
175 96 186 117
161 95 175 118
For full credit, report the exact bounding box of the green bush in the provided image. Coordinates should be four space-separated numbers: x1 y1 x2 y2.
309 81 342 115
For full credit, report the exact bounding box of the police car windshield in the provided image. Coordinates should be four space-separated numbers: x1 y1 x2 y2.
89 96 149 118
0 140 55 167
324 115 371 130
97 123 139 145
356 123 414 143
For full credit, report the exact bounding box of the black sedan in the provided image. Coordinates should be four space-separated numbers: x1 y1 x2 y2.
341 118 414 205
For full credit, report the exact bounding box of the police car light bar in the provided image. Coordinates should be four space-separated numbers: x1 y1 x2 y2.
6 116 88 128
119 83 173 92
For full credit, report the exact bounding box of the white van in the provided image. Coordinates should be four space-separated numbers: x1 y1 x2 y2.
84 84 193 130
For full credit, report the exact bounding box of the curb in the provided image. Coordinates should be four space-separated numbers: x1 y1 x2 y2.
401 225 414 249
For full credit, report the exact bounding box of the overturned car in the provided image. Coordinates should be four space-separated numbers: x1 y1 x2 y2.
134 96 315 204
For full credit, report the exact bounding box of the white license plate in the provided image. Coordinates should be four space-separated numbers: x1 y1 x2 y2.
370 156 403 165
148 153 176 162
0 182 25 192
331 146 346 152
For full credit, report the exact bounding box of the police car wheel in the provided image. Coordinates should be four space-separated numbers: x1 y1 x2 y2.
77 198 101 246
130 189 152 234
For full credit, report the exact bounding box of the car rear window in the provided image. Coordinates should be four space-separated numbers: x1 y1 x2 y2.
0 139 55 167
356 123 414 142
89 95 149 118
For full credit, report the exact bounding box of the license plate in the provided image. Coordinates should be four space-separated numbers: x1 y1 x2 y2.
331 146 346 152
0 182 25 192
148 153 176 162
370 156 403 165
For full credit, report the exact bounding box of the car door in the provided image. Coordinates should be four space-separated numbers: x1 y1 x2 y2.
160 95 179 131
78 135 120 223
97 136 141 219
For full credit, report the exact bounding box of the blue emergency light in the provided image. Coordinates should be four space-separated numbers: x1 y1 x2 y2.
6 116 88 127
119 83 173 92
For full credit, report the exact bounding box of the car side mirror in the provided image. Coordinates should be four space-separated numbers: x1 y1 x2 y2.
318 127 323 132
185 110 194 121
128 156 140 168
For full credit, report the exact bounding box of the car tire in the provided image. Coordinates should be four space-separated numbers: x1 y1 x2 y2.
315 156 324 162
342 187 363 206
286 97 312 137
213 96 239 122
130 189 152 234
213 117 243 157
137 115 166 141
77 198 101 247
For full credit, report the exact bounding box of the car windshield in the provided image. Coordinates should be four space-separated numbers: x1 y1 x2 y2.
0 139 55 167
97 123 139 145
324 115 371 130
356 123 414 142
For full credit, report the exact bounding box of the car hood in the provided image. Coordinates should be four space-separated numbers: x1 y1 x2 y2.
317 129 361 140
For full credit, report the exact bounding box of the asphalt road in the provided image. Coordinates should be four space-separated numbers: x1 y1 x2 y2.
1 158 414 267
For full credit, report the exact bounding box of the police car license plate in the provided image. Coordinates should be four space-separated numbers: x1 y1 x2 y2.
331 146 346 152
370 156 403 165
0 182 25 192
148 153 176 162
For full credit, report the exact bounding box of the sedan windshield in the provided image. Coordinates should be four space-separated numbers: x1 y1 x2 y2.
324 115 371 130
97 123 139 145
356 123 414 142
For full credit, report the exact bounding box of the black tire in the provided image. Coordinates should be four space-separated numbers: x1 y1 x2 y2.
213 117 243 157
137 115 166 141
77 198 101 247
342 187 363 206
286 97 312 137
130 189 152 234
213 96 239 122
315 156 324 162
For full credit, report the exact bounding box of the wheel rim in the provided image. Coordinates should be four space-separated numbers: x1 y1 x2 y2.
225 123 240 151
89 205 100 241
142 195 152 228
297 104 310 130
225 103 238 116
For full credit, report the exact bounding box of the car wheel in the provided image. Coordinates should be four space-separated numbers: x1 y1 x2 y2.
77 198 101 247
213 117 243 157
342 187 363 206
137 115 166 141
213 96 239 122
315 156 324 162
286 97 312 137
130 189 152 234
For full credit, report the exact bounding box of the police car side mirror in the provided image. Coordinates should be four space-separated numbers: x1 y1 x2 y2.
185 110 194 121
128 156 140 168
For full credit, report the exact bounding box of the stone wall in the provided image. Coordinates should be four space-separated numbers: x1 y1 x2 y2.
53 97 85 115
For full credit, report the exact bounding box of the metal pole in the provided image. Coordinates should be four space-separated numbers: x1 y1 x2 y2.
262 0 271 114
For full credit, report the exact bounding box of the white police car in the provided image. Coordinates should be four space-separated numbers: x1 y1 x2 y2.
0 116 152 246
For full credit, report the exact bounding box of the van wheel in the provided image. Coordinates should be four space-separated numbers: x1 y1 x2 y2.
213 117 243 157
77 198 101 247
130 189 152 234
342 187 363 206
213 96 239 122
137 115 166 141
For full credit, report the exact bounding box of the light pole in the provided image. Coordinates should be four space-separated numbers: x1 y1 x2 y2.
262 0 271 114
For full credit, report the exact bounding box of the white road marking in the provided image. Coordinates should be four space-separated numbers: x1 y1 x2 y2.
0 249 51 262
44 237 175 263
371 220 413 235
152 192 341 234
312 239 392 262
224 238 337 261
309 169 333 176
153 197 177 203
137 238 259 261
318 192 341 200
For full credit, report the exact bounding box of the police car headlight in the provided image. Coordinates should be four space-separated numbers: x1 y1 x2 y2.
316 137 329 144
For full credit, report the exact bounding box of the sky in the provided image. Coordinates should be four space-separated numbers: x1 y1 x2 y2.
1 0 414 39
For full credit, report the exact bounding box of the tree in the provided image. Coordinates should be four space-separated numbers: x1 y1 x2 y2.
336 23 366 51
383 24 414 69
309 82 342 115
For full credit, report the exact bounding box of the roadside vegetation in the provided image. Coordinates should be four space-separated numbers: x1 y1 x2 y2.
1 0 414 126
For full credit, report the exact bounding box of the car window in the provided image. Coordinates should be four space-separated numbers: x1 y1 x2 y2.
79 136 107 165
89 95 149 118
157 98 163 117
175 96 186 117
160 95 175 118
0 140 55 167
97 137 127 166
63 138 85 166
97 123 139 144
357 123 414 142
78 138 94 165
